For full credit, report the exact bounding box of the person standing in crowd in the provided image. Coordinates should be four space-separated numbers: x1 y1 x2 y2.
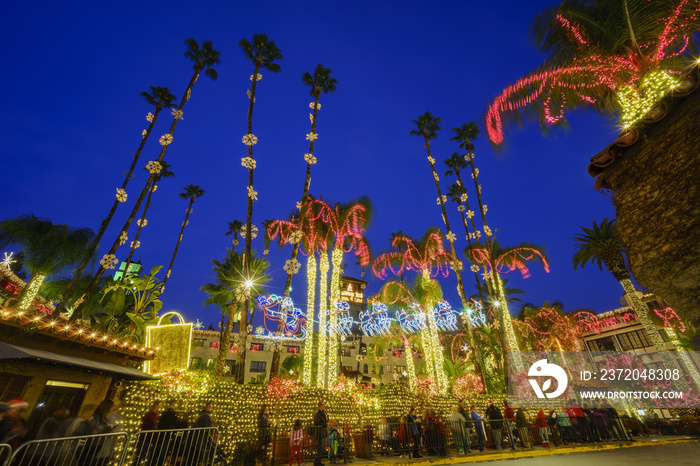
536 409 550 446
195 403 213 428
378 416 392 455
74 399 117 466
0 403 10 443
449 406 468 454
565 403 580 443
515 406 531 449
35 406 70 440
134 400 160 466
289 419 303 466
485 403 504 451
156 399 187 465
1 398 29 451
557 409 575 444
258 404 272 466
469 405 486 453
547 409 562 446
397 415 410 459
503 401 519 449
314 401 328 466
457 400 472 453
158 400 186 430
407 407 422 458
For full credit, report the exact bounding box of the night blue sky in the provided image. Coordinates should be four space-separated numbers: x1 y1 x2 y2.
1 1 626 329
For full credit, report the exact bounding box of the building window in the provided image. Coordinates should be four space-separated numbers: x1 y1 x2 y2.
363 364 368 374
250 361 267 373
379 365 384 375
250 343 264 352
587 336 617 352
617 330 652 350
371 364 376 374
343 349 352 357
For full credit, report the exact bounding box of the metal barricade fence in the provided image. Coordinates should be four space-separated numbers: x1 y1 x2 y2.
0 444 11 466
8 431 128 466
262 425 356 465
124 427 219 466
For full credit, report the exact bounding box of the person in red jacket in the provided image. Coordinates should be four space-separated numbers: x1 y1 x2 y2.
535 409 550 446
135 400 160 465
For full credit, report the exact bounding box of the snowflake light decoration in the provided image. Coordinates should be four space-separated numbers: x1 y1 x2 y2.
263 249 269 256
241 157 256 169
436 195 447 205
171 108 184 120
146 112 154 122
309 102 321 110
460 193 468 202
466 210 475 219
193 319 204 330
159 134 173 146
304 153 317 164
247 186 258 200
284 259 301 275
1 252 16 268
146 160 162 174
427 156 435 164
240 225 258 239
445 232 456 242
457 205 465 212
305 132 318 141
116 188 128 203
141 129 147 138
182 221 189 227
470 264 480 273
255 326 265 335
137 219 147 227
232 238 239 246
484 225 492 236
289 230 303 244
100 254 118 270
242 134 258 146
118 231 128 246
471 168 480 178
131 240 140 249
250 73 262 81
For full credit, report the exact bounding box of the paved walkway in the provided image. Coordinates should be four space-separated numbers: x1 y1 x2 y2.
337 436 699 465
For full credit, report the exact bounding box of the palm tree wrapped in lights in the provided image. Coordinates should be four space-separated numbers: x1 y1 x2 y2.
573 218 689 391
238 33 282 384
61 38 220 319
410 112 485 386
373 230 453 393
468 240 550 373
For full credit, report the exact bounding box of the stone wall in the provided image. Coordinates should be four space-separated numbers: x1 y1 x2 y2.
600 89 700 341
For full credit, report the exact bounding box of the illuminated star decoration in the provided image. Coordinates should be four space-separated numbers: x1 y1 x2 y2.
193 319 204 330
1 252 16 268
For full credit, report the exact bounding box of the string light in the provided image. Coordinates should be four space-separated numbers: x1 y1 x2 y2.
303 252 316 387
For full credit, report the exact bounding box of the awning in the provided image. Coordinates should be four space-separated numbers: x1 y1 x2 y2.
0 342 157 380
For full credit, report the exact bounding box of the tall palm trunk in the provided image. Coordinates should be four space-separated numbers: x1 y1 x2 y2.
326 244 343 388
404 337 417 392
302 251 317 386
237 65 261 384
465 147 522 373
215 299 240 377
271 93 322 377
453 170 485 300
163 198 194 287
16 272 47 310
316 249 330 389
122 177 156 277
54 108 163 315
423 137 484 389
68 67 203 319
618 276 689 391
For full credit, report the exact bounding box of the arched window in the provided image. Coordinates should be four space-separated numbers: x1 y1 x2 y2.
371 364 376 374
363 364 368 374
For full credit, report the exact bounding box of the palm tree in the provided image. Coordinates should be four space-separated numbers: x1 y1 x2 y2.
122 161 175 276
261 219 274 261
486 0 700 144
445 180 483 300
162 185 205 287
60 38 220 318
572 218 688 389
202 247 270 377
225 219 245 250
53 86 175 314
468 240 550 374
410 112 485 385
0 215 94 310
238 34 282 384
280 64 338 292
